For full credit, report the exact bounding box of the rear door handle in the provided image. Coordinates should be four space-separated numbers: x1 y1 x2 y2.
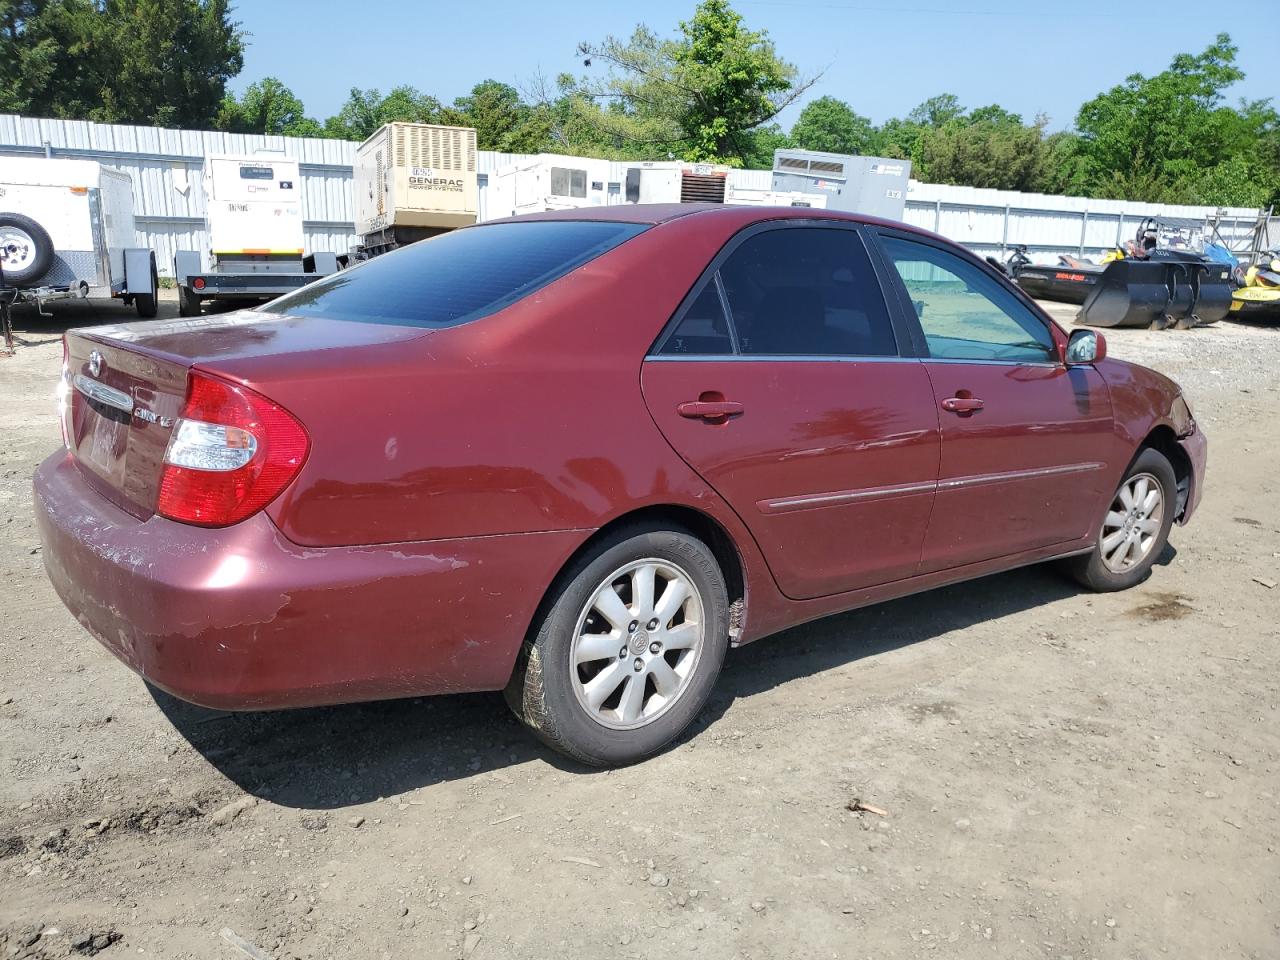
677 400 745 421
941 396 985 413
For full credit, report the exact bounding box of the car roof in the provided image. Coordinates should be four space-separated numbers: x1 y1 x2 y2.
481 202 936 238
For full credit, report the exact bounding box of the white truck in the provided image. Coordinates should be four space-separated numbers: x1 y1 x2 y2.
173 153 337 316
0 156 158 317
352 122 478 258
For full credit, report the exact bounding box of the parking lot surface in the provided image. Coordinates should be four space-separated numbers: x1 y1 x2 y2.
2 297 1278 959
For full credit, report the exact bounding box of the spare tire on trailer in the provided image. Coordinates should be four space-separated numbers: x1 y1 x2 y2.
0 212 55 286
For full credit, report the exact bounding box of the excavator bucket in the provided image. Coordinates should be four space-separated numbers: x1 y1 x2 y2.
1078 260 1170 328
1079 258 1233 329
1187 262 1232 326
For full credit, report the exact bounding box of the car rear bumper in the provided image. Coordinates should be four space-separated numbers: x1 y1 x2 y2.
1177 424 1207 524
34 451 584 710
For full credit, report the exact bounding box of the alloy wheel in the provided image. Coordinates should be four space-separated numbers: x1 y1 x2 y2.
1100 472 1164 573
0 228 36 272
570 558 705 730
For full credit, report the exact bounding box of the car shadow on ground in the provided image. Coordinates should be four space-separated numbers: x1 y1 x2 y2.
153 554 1167 810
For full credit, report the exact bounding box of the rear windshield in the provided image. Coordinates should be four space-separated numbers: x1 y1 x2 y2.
262 220 647 328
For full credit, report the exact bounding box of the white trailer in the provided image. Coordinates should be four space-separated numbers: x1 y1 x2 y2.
173 153 337 316
353 122 478 257
486 154 619 219
0 156 157 316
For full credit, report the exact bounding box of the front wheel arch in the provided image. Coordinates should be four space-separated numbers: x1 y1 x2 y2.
1137 425 1192 520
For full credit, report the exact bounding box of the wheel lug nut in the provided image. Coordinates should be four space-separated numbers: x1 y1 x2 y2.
619 647 627 659
649 641 661 654
633 658 644 672
647 619 658 630
628 620 638 633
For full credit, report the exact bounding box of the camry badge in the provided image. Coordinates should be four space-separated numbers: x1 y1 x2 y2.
88 350 103 377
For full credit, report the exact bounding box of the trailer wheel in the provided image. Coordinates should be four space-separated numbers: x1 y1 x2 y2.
178 283 201 317
0 212 55 286
133 253 159 318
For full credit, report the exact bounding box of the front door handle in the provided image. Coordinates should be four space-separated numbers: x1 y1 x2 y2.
941 396 985 414
677 400 745 421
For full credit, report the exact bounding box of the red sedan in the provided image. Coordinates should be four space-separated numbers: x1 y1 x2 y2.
34 205 1206 766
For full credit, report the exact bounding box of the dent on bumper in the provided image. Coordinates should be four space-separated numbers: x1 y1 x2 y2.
33 452 584 710
1177 425 1207 524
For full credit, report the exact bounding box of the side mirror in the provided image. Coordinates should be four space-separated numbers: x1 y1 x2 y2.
1065 329 1106 365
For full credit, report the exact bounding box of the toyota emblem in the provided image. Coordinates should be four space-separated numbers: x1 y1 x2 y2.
88 350 103 377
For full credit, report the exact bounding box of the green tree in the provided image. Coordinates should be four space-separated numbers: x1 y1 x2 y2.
440 79 550 153
0 0 245 127
217 76 320 136
575 0 814 166
907 93 965 128
917 115 1049 191
789 96 875 155
321 85 441 141
1072 33 1277 203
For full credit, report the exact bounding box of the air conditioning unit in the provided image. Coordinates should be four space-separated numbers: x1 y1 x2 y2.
771 148 911 221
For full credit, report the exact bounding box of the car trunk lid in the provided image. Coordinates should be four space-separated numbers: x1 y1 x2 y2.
64 312 430 519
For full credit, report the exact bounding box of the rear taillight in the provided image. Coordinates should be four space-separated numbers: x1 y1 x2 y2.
56 335 72 448
157 371 309 527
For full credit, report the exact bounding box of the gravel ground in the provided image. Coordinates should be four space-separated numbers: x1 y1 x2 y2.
1 296 1278 960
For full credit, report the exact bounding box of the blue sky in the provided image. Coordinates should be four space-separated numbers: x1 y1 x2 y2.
229 0 1278 133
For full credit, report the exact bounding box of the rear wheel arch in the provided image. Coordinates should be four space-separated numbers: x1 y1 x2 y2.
508 504 747 686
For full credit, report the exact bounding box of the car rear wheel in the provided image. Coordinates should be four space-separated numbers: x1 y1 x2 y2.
1064 448 1177 592
506 526 729 766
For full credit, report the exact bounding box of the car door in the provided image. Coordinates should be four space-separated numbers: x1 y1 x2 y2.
873 230 1115 572
640 222 941 601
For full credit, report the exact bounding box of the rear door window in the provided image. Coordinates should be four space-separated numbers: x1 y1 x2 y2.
718 228 897 357
263 220 646 328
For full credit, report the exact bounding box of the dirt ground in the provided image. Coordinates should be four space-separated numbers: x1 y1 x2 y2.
1 294 1278 960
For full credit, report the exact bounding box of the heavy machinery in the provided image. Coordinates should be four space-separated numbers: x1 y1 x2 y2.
1001 218 1233 329
174 153 337 316
770 148 911 220
1229 251 1280 321
353 122 478 257
0 156 158 318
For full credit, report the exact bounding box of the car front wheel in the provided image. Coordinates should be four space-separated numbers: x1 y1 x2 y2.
1065 447 1177 592
506 526 729 766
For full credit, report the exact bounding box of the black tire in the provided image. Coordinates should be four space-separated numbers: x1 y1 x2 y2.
134 253 159 318
505 526 730 767
177 283 201 317
1064 447 1177 592
0 212 55 285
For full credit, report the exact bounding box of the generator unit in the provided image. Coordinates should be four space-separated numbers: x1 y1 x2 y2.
353 122 478 256
771 149 911 221
174 153 337 316
727 186 828 209
0 157 158 317
486 154 619 219
623 161 735 204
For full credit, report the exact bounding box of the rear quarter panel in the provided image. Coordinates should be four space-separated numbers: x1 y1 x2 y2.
199 217 748 548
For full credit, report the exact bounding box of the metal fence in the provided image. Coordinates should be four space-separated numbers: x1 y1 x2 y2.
0 114 1264 276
